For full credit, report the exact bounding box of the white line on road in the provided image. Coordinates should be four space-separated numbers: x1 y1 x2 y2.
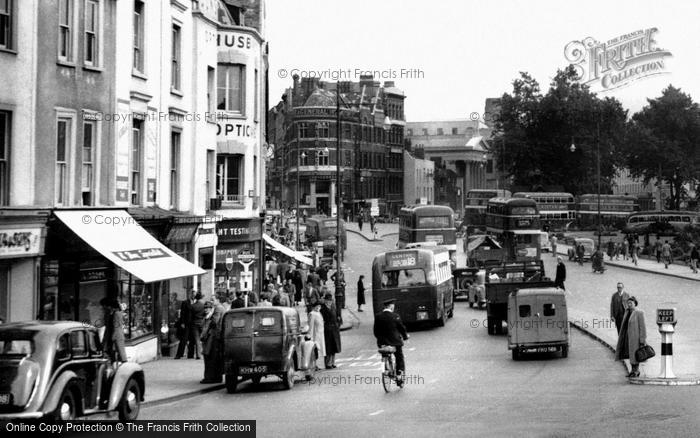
369 410 384 416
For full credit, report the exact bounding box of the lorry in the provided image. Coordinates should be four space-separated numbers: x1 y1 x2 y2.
484 260 555 335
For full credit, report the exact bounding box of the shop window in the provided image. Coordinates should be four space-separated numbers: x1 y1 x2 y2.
117 270 153 340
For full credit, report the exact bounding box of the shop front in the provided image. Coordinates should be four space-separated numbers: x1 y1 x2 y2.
215 218 264 297
0 209 49 322
41 210 204 363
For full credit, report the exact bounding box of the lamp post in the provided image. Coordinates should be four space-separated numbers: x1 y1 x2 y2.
334 81 344 308
570 121 602 249
296 124 306 251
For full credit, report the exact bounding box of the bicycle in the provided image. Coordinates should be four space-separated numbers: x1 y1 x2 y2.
378 345 403 392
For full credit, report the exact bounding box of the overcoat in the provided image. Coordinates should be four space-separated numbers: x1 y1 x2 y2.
308 309 326 357
615 309 647 365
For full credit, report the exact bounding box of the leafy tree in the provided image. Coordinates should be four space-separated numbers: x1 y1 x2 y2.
492 66 627 195
620 86 700 210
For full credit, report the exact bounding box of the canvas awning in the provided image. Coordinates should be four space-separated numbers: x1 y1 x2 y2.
54 210 205 283
262 234 313 266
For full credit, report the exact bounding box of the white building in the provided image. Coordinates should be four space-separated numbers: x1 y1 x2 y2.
403 150 434 205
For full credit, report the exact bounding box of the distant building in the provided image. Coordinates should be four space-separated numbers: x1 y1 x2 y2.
268 75 406 219
403 151 434 205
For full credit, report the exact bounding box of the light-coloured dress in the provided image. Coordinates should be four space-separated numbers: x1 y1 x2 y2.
308 309 326 357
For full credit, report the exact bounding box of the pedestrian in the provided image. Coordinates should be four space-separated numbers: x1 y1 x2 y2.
576 243 585 266
358 213 364 232
631 241 639 266
174 289 194 360
100 297 128 364
190 292 206 360
661 240 672 269
292 270 304 305
331 269 346 311
550 234 558 257
592 247 605 273
307 302 325 370
283 279 296 304
309 268 322 289
621 239 629 261
606 240 615 261
615 296 647 378
690 243 699 274
614 242 621 260
231 291 246 309
357 275 366 312
554 256 566 290
321 293 341 369
259 293 272 306
304 280 321 314
200 293 225 384
370 215 376 234
609 282 630 334
318 264 329 285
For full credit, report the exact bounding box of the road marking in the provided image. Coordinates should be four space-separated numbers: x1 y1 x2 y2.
369 410 384 416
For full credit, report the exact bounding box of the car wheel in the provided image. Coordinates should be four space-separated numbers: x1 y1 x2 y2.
225 373 238 394
118 378 141 421
282 363 296 390
52 386 78 421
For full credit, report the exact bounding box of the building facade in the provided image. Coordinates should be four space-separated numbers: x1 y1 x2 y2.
0 0 269 362
268 75 405 220
406 119 491 214
403 150 434 205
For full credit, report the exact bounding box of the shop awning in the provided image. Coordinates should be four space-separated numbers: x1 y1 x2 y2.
262 234 313 266
54 210 205 283
508 230 542 235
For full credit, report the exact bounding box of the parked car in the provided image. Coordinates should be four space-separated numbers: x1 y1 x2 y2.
0 321 144 421
221 307 318 393
567 238 595 261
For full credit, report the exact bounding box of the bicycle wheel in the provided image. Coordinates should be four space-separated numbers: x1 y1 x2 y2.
381 356 395 393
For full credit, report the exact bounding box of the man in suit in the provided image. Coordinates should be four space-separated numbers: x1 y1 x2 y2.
190 292 206 359
373 299 409 384
610 282 630 334
174 289 194 359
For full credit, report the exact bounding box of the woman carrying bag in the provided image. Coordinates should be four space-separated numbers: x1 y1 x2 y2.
615 296 650 378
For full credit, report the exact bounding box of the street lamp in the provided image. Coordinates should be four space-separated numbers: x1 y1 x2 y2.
334 81 344 311
570 121 602 249
296 141 306 251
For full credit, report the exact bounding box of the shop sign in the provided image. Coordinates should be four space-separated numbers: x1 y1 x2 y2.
79 268 108 282
238 249 255 263
217 219 262 242
112 247 172 262
0 228 43 258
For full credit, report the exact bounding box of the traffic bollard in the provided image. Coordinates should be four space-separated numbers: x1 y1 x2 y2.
657 307 677 379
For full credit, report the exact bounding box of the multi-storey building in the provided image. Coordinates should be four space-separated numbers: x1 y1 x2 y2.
403 150 434 205
0 0 268 362
268 75 405 220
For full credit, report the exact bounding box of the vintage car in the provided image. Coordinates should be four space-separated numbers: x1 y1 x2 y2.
221 307 318 393
567 238 595 261
0 321 144 421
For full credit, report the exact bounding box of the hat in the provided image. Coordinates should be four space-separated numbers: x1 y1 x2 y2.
204 300 213 308
323 293 334 301
627 296 638 306
382 298 396 306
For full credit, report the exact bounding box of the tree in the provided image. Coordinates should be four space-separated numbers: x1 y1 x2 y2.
492 66 627 195
620 86 700 210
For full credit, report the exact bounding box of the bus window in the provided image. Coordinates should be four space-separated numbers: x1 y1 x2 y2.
417 216 451 228
381 269 426 287
511 207 537 215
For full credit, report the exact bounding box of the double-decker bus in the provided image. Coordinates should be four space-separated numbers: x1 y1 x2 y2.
485 198 542 261
463 189 511 233
577 194 638 227
398 205 457 253
512 192 576 229
626 210 700 233
372 247 454 326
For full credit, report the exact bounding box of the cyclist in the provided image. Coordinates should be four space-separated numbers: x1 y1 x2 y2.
373 298 409 386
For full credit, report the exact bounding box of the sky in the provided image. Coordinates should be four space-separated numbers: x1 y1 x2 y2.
265 0 700 122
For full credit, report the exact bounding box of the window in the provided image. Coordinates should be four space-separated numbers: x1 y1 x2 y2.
381 269 426 288
217 64 245 114
56 118 72 205
70 331 87 357
133 0 144 72
216 154 243 199
170 131 180 209
207 66 215 114
58 0 74 61
254 69 259 121
519 305 531 318
171 23 181 90
81 120 96 205
0 111 9 206
318 149 329 166
543 303 556 317
298 122 309 138
452 127 458 135
437 128 444 136
206 150 215 200
131 119 143 205
422 128 428 136
0 0 12 50
317 122 329 138
407 128 412 137
84 0 99 66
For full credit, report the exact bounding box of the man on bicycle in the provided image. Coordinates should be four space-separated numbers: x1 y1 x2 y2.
373 299 409 385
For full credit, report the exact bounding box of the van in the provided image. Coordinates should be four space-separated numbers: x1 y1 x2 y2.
507 287 569 360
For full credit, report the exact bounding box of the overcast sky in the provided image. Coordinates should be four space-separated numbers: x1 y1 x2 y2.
266 0 700 122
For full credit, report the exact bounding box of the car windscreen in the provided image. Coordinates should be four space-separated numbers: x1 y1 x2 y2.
381 269 427 287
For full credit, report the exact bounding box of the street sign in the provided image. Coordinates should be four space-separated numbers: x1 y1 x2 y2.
238 249 255 263
225 252 234 271
657 308 677 325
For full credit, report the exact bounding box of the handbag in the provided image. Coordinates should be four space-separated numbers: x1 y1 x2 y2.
635 344 655 362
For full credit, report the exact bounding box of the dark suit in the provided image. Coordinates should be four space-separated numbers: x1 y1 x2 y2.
374 310 408 374
554 262 566 290
610 291 630 334
189 299 206 358
175 299 193 359
231 297 246 309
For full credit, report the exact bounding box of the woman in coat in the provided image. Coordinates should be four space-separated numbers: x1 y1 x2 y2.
615 296 647 378
100 297 128 364
357 275 366 312
307 303 325 369
320 294 342 369
200 293 226 383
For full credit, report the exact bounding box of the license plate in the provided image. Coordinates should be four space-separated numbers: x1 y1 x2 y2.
0 394 11 405
535 347 557 353
239 365 267 375
416 311 429 320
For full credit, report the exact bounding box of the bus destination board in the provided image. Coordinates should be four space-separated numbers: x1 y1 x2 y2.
387 251 417 268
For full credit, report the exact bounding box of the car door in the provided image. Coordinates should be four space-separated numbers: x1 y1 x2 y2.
252 310 284 364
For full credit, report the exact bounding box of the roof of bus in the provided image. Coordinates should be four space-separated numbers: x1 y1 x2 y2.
400 205 455 215
579 194 637 200
488 197 537 205
629 210 700 216
374 246 450 261
513 192 574 198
